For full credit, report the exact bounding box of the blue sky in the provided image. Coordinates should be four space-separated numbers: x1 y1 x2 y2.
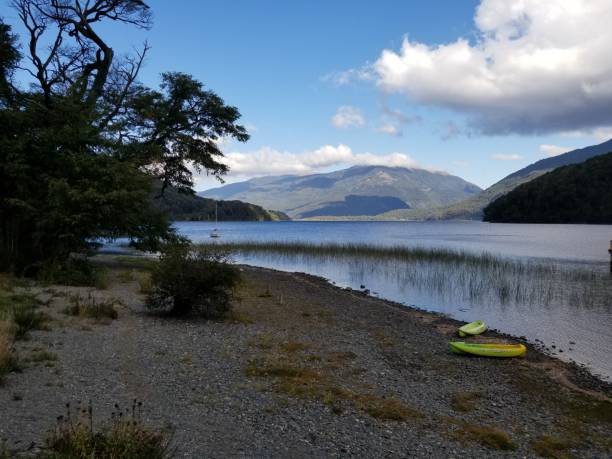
2 0 611 190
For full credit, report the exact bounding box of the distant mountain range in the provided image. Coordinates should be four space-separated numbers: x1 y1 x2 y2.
199 166 482 219
381 137 612 221
483 152 612 224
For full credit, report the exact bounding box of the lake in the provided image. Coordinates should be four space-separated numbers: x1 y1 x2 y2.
174 220 612 381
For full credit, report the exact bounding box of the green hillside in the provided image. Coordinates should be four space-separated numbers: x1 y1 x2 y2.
483 153 612 223
381 138 612 221
151 185 289 221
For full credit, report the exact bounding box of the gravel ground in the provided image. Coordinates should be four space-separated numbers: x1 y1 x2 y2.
0 262 610 458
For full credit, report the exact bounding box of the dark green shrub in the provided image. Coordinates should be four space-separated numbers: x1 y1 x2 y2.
146 245 240 318
38 258 107 288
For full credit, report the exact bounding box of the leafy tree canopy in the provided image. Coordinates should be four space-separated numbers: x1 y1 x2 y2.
0 1 249 273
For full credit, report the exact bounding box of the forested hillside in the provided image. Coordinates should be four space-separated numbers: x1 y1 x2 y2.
483 153 612 223
151 185 289 221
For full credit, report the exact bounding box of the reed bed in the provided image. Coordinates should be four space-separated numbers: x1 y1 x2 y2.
201 241 611 308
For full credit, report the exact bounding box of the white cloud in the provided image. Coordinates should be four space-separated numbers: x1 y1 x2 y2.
322 66 375 86
370 0 612 135
539 144 571 157
377 124 402 137
491 153 524 161
331 106 365 128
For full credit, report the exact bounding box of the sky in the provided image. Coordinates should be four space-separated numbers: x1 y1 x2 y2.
2 0 612 190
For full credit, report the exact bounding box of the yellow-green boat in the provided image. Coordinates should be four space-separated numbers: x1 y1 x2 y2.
458 320 487 337
449 341 526 358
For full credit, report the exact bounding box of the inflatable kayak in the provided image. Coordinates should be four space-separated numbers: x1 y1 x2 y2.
458 320 487 337
449 341 526 358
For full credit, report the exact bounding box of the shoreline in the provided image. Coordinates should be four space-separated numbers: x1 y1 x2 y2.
1 259 610 457
243 264 612 395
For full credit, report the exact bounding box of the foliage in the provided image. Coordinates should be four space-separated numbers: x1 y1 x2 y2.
146 245 240 318
0 3 249 273
484 152 612 223
38 258 106 288
40 401 172 459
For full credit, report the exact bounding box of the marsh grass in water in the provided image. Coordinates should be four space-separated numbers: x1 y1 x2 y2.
206 241 612 309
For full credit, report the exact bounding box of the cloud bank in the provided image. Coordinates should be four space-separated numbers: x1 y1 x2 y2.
371 0 612 135
204 145 426 181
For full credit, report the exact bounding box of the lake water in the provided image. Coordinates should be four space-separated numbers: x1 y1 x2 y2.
174 221 612 381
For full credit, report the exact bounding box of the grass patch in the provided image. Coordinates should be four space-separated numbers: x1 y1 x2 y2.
450 391 481 412
116 270 136 283
532 435 575 459
245 353 421 422
0 292 47 339
64 293 118 321
280 342 308 353
453 422 516 451
137 272 154 294
356 395 422 421
25 349 58 363
41 401 172 458
225 309 254 324
0 320 19 383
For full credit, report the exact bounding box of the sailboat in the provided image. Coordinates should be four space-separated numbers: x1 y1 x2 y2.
210 201 220 238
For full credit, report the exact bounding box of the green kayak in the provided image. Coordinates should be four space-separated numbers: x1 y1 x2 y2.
458 320 487 337
449 341 526 358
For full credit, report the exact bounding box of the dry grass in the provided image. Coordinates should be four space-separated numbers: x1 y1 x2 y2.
279 342 308 353
245 347 421 422
450 391 481 412
25 349 58 364
356 395 422 421
64 293 118 321
136 272 153 294
452 422 516 451
531 435 575 459
0 320 18 382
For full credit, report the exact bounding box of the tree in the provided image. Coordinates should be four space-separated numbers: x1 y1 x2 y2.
0 1 249 273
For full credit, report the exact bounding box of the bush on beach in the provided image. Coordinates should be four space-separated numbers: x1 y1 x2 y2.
145 245 240 318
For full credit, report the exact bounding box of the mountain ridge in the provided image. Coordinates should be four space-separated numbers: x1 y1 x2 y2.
199 165 482 219
381 138 612 221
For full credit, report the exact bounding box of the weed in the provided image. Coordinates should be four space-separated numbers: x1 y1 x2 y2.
116 270 136 283
356 395 422 421
450 392 481 412
532 435 574 459
25 350 58 363
0 293 47 339
0 321 19 383
280 342 308 353
64 293 118 321
137 272 153 294
453 422 516 450
41 400 172 458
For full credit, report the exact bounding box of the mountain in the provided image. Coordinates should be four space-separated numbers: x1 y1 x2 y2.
381 138 612 221
151 185 290 221
483 153 612 223
199 166 482 219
